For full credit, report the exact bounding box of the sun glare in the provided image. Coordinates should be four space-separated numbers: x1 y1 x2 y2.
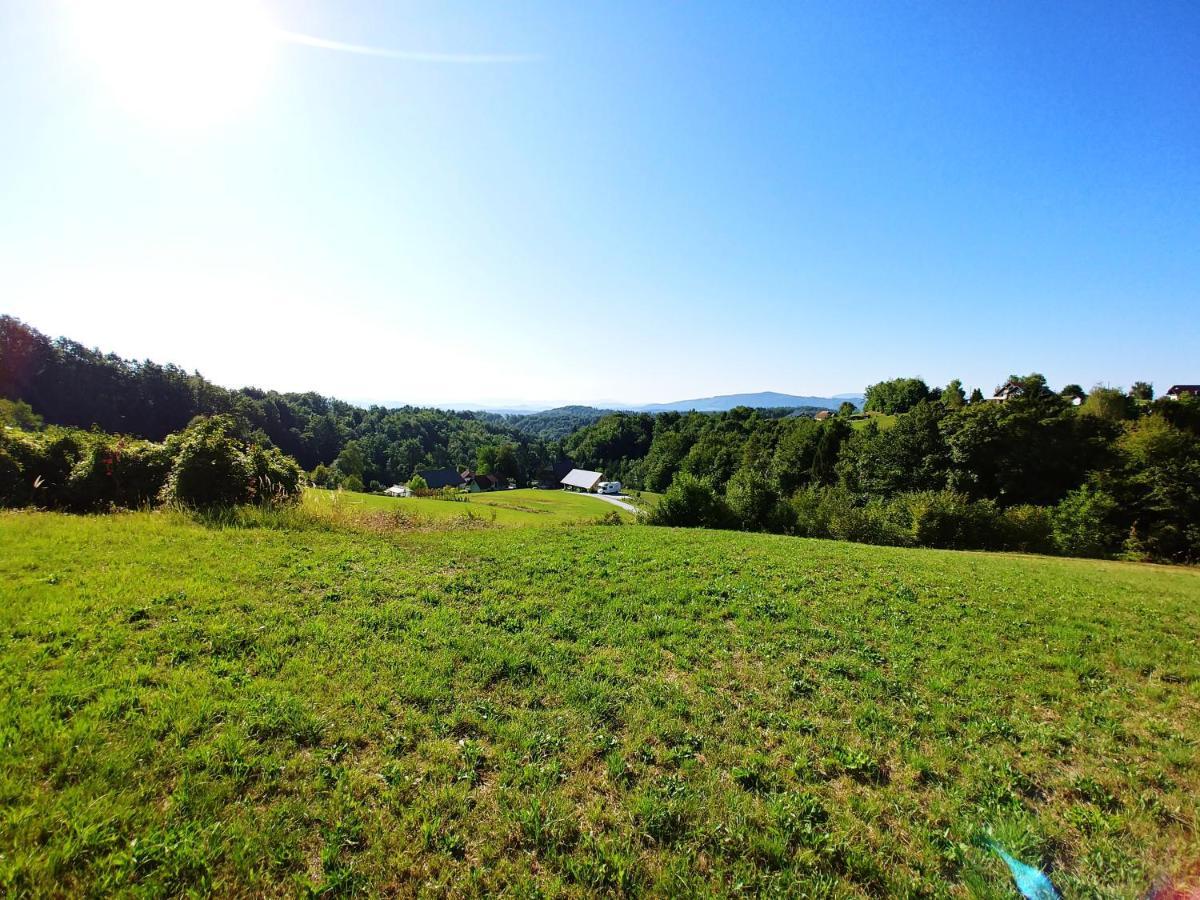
69 0 276 129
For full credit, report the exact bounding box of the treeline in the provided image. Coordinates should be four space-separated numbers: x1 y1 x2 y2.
573 376 1200 563
0 317 562 487
0 416 302 511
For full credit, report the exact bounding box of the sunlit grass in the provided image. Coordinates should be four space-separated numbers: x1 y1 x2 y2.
1 510 1197 894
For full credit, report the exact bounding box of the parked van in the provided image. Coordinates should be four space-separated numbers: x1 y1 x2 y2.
597 481 622 495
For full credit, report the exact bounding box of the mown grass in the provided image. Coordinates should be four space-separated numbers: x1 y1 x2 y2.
1 510 1198 896
304 487 634 528
850 413 898 431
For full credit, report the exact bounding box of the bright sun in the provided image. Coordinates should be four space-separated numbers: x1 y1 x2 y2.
69 0 276 129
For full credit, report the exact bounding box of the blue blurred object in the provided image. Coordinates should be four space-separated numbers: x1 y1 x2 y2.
982 837 1060 899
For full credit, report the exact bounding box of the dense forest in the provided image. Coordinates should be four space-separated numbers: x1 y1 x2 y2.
0 317 565 489
567 376 1200 562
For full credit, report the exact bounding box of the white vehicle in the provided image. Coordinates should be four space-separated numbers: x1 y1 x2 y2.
596 481 622 495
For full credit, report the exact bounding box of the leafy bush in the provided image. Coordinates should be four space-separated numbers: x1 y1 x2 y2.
893 491 998 549
790 485 856 539
66 438 173 511
247 444 303 504
826 498 908 547
160 417 254 508
648 474 731 529
1052 486 1121 558
160 417 302 509
725 467 795 533
998 504 1056 554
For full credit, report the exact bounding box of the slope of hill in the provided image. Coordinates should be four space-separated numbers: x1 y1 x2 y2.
2 510 1196 895
500 405 614 440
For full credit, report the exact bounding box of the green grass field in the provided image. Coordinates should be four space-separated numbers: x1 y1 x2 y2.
304 487 634 527
2 509 1198 896
850 413 898 431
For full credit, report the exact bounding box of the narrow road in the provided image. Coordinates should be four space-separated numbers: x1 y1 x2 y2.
585 493 641 515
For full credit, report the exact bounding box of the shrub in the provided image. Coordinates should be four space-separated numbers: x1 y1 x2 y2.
790 485 855 539
725 467 795 533
246 444 303 505
998 504 1056 554
66 438 173 511
407 473 429 491
894 490 998 549
827 498 908 547
648 474 731 529
160 417 255 508
1052 486 1121 558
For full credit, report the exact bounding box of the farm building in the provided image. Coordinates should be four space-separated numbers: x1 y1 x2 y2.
536 459 576 489
465 474 505 492
416 468 466 490
383 485 412 497
561 468 604 492
814 410 832 421
1165 385 1200 400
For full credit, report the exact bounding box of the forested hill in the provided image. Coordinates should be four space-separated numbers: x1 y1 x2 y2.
486 406 614 441
0 316 560 488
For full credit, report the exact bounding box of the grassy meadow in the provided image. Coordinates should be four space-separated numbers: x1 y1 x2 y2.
304 487 635 528
1 507 1198 896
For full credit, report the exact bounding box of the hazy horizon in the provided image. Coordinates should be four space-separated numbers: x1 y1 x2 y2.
2 1 1196 405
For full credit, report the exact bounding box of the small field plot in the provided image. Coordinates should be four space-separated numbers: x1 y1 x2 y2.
303 487 632 527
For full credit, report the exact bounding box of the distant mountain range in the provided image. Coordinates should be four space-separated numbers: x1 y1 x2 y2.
380 392 864 416
621 391 863 413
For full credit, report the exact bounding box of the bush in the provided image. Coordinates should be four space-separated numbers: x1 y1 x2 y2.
790 485 855 539
827 498 908 547
998 504 1056 554
160 417 254 508
66 438 172 511
893 490 998 549
247 444 303 505
725 467 795 533
0 418 303 512
648 474 731 528
1052 486 1121 558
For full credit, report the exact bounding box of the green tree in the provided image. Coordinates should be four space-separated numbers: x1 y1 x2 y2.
837 400 949 496
1079 386 1134 422
968 388 985 404
407 473 429 491
863 378 931 414
837 401 857 417
334 440 367 481
943 380 966 409
1129 381 1154 402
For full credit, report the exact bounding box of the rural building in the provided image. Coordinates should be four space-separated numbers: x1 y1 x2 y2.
465 473 505 492
416 468 465 490
814 410 832 421
1165 385 1200 400
536 459 576 489
561 468 604 492
383 484 412 497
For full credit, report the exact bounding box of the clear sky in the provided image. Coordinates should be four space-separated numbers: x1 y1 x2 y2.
2 1 1197 408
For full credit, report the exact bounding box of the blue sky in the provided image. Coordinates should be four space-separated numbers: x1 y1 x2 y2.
1 1 1196 407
